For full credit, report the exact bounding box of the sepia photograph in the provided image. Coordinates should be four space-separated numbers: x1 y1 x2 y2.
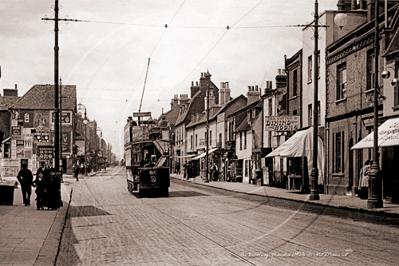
1 0 399 265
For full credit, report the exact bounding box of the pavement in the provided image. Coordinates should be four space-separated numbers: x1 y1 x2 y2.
1 170 398 266
0 171 98 266
171 173 399 216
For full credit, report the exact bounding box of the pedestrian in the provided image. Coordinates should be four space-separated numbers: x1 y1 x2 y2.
73 163 80 181
32 172 46 210
212 163 218 181
183 161 187 179
176 161 180 175
187 162 192 180
358 160 370 199
16 164 34 206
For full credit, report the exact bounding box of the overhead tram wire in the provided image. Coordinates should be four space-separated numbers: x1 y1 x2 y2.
122 0 186 119
157 0 264 101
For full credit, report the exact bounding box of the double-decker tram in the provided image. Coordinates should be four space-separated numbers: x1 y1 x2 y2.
124 112 171 197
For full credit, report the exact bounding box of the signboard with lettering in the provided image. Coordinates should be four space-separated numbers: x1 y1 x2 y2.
264 116 300 131
133 112 151 117
12 126 21 137
37 146 54 163
61 132 72 153
51 111 72 125
34 133 50 143
132 126 149 142
352 117 399 149
34 110 49 132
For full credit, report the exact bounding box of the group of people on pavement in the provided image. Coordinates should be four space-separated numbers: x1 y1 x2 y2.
16 162 54 210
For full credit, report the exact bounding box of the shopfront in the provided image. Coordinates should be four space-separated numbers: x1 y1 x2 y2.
266 127 324 193
351 117 399 203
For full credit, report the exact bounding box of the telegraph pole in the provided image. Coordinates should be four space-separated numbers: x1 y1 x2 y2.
42 0 81 172
53 0 60 171
310 0 320 200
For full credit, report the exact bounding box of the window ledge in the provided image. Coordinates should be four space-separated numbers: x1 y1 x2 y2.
291 95 298 100
332 173 345 178
335 98 347 104
308 80 312 84
365 89 374 94
392 105 399 111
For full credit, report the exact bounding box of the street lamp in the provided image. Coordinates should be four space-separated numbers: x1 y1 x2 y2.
96 127 102 172
78 103 88 176
335 1 383 209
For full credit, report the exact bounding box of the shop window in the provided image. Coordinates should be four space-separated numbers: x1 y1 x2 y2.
367 50 375 91
244 131 247 149
333 131 345 173
308 55 312 83
394 63 399 107
293 69 298 97
336 62 347 100
240 132 242 150
317 101 321 125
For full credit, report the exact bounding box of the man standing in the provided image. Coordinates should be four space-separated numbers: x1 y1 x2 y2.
17 164 34 206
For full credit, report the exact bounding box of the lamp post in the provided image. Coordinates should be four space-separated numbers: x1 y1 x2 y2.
335 1 383 209
367 0 383 209
78 103 88 176
309 0 320 200
96 127 102 172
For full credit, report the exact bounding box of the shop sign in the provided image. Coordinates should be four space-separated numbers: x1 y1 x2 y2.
34 133 50 143
16 140 24 146
264 116 300 131
34 110 49 132
12 126 21 137
61 132 72 153
38 146 54 161
51 111 72 125
132 126 149 141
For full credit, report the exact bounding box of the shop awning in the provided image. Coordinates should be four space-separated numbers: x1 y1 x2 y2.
191 148 218 160
266 129 309 158
265 127 324 185
351 117 399 149
175 154 197 158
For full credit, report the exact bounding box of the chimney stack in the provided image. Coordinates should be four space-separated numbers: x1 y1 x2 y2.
220 82 225 105
3 84 18 97
179 94 189 106
247 85 260 105
170 94 179 110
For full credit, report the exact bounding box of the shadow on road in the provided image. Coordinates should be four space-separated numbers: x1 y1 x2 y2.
69 205 112 217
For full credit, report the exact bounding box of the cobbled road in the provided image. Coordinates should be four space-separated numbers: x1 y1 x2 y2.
56 167 399 266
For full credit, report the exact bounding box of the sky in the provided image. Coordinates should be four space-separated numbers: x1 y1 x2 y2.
0 0 339 159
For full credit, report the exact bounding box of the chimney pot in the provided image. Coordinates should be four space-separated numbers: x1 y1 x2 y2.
15 84 17 89
255 85 258 91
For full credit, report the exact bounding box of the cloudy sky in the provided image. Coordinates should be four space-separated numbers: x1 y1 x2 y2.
0 0 339 158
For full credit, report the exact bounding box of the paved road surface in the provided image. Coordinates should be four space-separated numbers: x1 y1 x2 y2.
56 167 399 266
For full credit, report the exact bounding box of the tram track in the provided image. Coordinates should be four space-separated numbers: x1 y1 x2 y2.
66 168 394 265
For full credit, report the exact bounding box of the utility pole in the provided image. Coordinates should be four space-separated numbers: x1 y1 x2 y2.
310 0 320 200
53 0 60 171
42 0 80 172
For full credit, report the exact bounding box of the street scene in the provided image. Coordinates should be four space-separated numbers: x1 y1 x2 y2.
2 0 399 265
